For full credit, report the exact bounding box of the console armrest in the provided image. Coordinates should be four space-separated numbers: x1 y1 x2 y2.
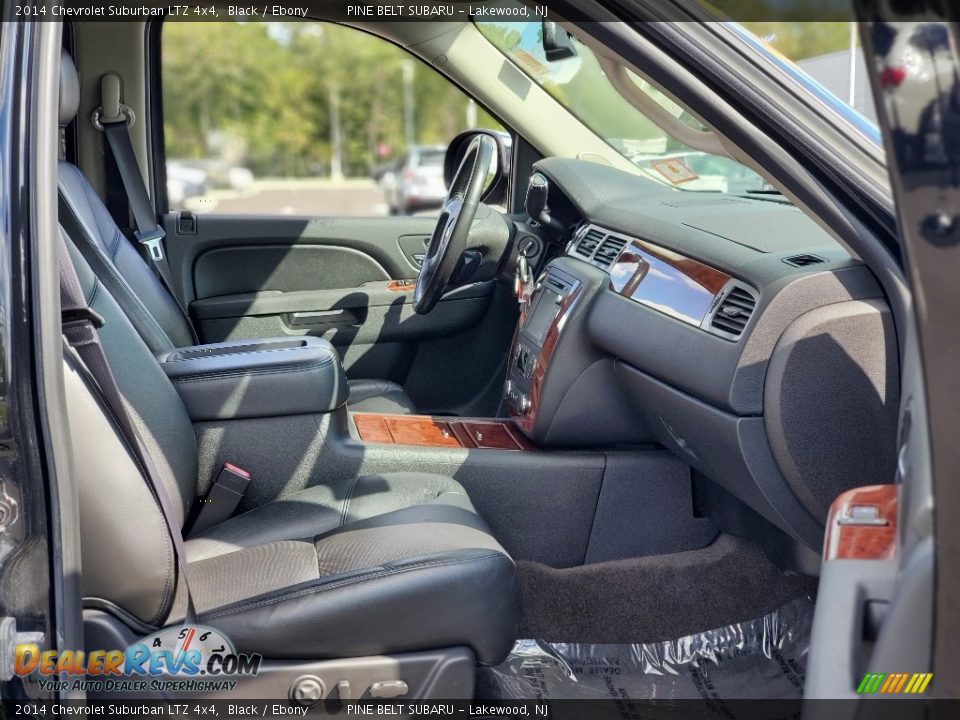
158 337 347 421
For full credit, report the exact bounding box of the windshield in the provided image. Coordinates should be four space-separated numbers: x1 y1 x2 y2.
475 19 771 196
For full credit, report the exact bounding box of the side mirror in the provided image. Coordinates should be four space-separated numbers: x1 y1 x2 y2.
444 129 512 206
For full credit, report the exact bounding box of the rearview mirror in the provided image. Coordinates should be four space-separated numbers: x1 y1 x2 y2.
444 130 512 206
542 21 577 61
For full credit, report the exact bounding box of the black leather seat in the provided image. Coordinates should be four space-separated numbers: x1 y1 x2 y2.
56 50 417 416
61 233 519 663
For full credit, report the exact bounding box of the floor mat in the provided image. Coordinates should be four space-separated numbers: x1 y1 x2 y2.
479 595 814 701
517 534 818 644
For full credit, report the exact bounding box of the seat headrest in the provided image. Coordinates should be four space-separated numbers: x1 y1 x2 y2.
59 50 80 127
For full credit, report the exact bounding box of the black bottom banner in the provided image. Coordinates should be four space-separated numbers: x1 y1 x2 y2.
2 699 958 720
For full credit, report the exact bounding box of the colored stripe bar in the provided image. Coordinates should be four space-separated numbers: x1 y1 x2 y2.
893 674 909 693
857 671 933 694
856 673 886 694
883 673 900 693
903 674 920 693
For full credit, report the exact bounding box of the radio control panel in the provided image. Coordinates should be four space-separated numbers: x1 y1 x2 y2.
505 267 581 434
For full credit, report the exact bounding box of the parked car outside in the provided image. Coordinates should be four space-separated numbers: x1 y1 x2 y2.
379 145 448 214
165 160 208 209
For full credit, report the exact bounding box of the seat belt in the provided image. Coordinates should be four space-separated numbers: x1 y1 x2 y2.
59 194 180 353
95 73 197 342
58 234 197 626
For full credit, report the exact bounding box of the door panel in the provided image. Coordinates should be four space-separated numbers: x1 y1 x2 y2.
193 245 390 298
190 282 494 347
160 211 513 415
161 213 433 297
397 234 431 270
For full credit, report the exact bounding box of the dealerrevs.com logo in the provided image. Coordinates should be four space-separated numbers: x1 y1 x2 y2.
14 625 261 693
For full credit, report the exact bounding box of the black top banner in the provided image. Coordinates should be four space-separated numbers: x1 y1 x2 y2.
5 0 872 24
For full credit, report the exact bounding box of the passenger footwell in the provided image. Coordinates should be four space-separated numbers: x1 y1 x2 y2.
478 595 814 701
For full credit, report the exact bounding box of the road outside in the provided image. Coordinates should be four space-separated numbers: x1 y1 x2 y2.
180 178 438 217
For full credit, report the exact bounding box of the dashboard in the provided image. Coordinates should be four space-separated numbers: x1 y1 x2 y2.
506 157 901 552
568 223 754 341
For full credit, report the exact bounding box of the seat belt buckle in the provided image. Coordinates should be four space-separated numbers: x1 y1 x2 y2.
135 226 166 262
186 463 251 537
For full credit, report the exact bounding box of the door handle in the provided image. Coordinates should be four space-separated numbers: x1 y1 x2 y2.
288 309 359 328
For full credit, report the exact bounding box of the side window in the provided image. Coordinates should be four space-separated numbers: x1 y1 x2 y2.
160 21 503 216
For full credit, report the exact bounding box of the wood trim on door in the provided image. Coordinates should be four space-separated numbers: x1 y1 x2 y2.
823 484 898 561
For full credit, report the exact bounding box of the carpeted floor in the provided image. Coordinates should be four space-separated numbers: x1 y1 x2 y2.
516 533 818 644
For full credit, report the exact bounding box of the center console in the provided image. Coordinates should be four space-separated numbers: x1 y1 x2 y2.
505 266 582 433
349 263 587 452
504 258 650 447
158 336 348 421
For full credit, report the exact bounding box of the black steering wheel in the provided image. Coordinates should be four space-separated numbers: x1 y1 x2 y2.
414 135 496 314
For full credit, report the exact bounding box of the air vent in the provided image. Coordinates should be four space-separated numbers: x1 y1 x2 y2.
783 253 825 268
593 236 628 268
575 228 605 258
709 285 757 339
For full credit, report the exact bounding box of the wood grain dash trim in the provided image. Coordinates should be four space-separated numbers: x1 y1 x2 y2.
353 413 533 451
